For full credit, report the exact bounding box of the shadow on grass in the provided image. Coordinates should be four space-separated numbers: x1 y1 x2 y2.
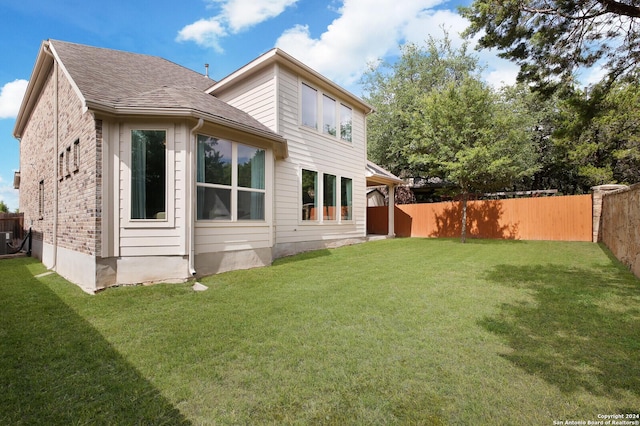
480 260 640 398
0 258 190 425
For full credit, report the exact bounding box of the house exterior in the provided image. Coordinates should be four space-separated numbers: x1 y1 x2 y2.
13 40 398 293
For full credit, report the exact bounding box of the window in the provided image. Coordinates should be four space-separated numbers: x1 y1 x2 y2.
301 83 317 129
237 144 265 220
323 173 336 220
341 177 352 220
301 169 353 223
197 134 266 221
131 129 166 220
72 139 79 172
38 180 44 220
301 82 354 143
323 95 336 136
340 104 352 142
58 153 64 181
301 169 317 221
65 146 71 177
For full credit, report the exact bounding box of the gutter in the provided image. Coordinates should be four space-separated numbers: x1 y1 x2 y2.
188 118 204 276
83 101 289 159
43 42 59 271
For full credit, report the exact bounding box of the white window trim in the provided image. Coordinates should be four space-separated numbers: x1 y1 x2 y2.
196 135 270 224
299 167 354 225
122 123 175 229
299 80 353 145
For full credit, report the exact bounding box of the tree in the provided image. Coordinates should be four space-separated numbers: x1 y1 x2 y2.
409 76 539 242
363 36 539 242
362 35 479 177
461 0 640 92
553 80 640 188
0 200 8 213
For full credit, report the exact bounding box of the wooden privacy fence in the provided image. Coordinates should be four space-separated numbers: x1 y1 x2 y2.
368 195 593 241
0 213 24 243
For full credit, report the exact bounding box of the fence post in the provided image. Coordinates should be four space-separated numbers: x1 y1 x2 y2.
591 184 628 242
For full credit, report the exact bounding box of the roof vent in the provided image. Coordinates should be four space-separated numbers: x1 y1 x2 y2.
205 63 209 78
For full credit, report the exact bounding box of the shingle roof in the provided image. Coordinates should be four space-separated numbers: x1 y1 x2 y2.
49 40 282 140
365 160 404 186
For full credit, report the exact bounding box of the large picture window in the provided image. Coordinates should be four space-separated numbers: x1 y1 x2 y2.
197 134 266 221
131 129 166 220
301 169 353 223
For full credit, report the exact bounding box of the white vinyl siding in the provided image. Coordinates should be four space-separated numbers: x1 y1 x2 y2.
118 121 185 256
213 67 277 132
274 67 367 244
194 146 274 255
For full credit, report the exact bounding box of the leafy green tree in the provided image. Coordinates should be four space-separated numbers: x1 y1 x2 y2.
461 0 640 92
363 36 539 241
0 200 8 213
362 35 479 177
498 84 585 194
553 80 640 188
409 77 539 242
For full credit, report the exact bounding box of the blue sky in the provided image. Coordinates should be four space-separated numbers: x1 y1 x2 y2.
0 0 557 211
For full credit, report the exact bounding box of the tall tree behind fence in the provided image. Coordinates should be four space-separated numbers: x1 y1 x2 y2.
368 195 592 241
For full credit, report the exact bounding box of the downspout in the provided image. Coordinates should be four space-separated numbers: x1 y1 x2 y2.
188 118 204 276
43 42 58 270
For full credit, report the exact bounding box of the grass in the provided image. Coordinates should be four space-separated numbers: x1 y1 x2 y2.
1 239 639 425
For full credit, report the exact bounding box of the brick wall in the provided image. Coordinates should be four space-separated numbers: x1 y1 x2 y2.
19 62 101 257
19 70 55 245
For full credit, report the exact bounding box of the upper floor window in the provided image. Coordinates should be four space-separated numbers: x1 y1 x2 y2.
301 82 353 143
197 135 266 221
323 95 336 136
340 104 352 142
301 83 317 129
131 130 166 220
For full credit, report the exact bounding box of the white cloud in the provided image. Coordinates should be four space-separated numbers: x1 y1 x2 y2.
223 0 298 32
274 0 519 91
0 79 28 119
276 0 449 88
177 0 525 91
480 55 520 89
177 0 298 52
177 17 227 52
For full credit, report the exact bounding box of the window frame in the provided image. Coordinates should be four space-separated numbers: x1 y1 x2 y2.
123 123 175 229
72 139 80 173
300 80 354 144
300 167 354 224
38 180 44 220
340 104 352 142
196 133 268 223
301 83 318 130
322 94 336 136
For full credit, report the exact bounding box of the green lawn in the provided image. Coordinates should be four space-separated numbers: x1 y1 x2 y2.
1 239 639 425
